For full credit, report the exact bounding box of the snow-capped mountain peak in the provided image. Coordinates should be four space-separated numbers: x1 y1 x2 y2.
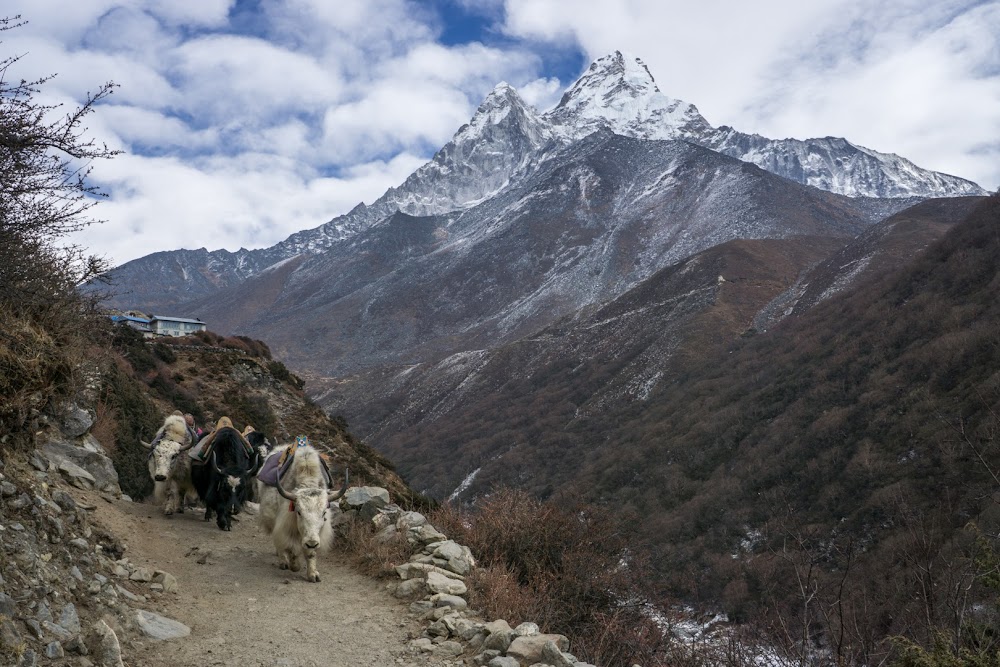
546 50 712 141
556 50 660 108
105 49 987 293
344 81 551 221
454 81 548 145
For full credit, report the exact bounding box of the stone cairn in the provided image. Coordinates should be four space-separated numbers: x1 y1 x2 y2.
336 486 600 667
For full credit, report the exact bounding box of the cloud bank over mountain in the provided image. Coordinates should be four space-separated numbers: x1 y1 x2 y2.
5 0 996 265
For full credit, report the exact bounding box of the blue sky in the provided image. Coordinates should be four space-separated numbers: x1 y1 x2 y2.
4 0 998 266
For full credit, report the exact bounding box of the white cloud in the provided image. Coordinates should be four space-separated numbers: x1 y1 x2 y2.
4 0 133 43
517 76 563 112
321 42 543 161
171 34 344 123
258 0 436 68
71 150 432 265
753 1 1000 186
2 33 179 109
80 6 178 58
16 0 998 274
387 41 536 89
93 104 219 152
322 81 473 161
144 0 234 27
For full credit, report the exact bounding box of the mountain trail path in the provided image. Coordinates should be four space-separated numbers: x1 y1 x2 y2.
86 493 450 667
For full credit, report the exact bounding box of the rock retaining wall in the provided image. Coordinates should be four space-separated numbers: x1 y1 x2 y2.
340 490 600 667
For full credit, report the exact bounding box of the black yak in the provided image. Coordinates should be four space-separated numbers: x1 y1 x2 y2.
192 417 260 531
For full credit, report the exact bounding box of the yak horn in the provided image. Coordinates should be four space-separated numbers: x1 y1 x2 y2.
211 451 223 476
179 439 197 452
327 467 349 502
275 469 297 502
140 439 153 450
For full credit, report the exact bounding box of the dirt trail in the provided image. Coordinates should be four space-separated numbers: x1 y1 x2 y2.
87 495 443 667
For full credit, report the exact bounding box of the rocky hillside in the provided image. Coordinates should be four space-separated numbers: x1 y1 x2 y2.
319 233 847 489
0 321 428 666
101 326 416 503
753 196 986 329
330 194 1000 627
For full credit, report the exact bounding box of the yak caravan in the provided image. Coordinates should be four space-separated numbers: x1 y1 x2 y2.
142 415 347 579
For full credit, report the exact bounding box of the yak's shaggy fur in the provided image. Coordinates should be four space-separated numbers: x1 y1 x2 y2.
258 444 336 582
147 414 197 515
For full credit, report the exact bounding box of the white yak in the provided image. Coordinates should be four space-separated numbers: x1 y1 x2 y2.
142 413 197 515
257 443 348 582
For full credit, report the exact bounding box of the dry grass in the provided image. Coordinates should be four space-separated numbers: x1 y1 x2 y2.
430 488 669 667
0 613 25 665
90 399 119 453
465 562 544 627
0 307 78 447
336 518 416 579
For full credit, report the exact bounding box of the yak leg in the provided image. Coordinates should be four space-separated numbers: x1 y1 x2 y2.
277 547 300 571
305 553 320 582
203 487 215 521
164 482 177 516
217 507 230 531
183 488 199 511
287 549 301 572
273 536 293 570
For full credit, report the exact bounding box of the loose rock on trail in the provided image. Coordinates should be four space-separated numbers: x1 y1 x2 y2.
87 494 455 667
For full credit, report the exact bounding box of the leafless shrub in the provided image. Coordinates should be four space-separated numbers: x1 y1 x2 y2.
90 399 119 452
466 562 545 626
430 488 668 667
0 16 118 447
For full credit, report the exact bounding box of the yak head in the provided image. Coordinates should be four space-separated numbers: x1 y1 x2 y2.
289 487 330 551
246 431 272 468
211 452 253 530
144 438 189 482
275 465 348 552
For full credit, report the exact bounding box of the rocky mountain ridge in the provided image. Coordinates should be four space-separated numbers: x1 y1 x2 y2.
99 52 986 314
331 196 987 502
174 132 897 378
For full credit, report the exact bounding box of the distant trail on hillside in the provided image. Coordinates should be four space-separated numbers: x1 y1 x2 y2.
88 496 443 667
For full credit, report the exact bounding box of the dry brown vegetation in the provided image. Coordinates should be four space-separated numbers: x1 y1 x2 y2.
371 195 1000 663
0 18 118 451
337 519 416 579
430 488 667 667
332 485 673 667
